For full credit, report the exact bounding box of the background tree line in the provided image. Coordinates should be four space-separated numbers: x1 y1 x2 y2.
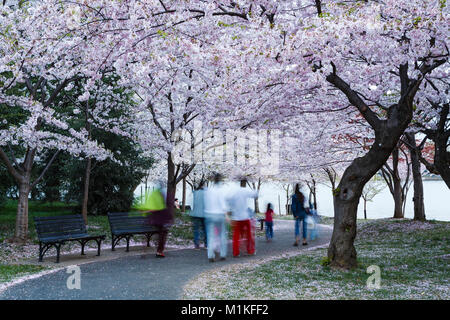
0 75 153 217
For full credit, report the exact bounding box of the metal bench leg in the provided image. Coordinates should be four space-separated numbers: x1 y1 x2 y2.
111 236 116 251
38 242 44 262
126 236 131 252
146 234 151 247
96 239 102 256
81 241 86 255
55 243 62 263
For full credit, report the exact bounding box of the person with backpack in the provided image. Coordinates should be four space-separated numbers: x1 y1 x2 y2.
291 184 308 246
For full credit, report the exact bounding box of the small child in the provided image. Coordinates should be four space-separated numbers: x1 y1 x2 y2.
307 204 320 241
265 203 274 242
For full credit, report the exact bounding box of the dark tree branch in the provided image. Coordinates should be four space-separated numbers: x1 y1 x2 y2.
176 163 196 185
326 68 381 130
0 147 23 182
7 143 24 174
31 150 61 189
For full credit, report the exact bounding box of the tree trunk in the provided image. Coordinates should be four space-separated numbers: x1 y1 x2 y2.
392 148 405 218
81 157 91 225
433 103 450 189
81 100 92 225
312 186 317 210
166 153 176 218
364 199 367 220
329 192 359 269
309 176 318 210
250 181 261 214
328 130 410 269
1 146 57 242
14 182 30 242
405 132 426 221
285 184 291 214
435 136 450 189
392 182 404 218
181 176 186 213
326 59 442 269
254 197 260 214
278 194 281 216
325 168 337 192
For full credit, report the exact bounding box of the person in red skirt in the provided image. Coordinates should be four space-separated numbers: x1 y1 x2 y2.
228 179 258 257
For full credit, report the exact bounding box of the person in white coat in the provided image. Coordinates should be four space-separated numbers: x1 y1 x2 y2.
203 173 229 262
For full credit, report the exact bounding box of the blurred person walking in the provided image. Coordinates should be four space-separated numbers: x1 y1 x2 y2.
291 184 308 246
306 204 320 241
142 182 174 258
228 179 258 257
204 173 229 262
190 181 207 249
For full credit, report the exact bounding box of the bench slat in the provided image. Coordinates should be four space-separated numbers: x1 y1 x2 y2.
33 214 106 263
107 212 160 235
36 223 85 230
39 233 91 242
34 215 87 240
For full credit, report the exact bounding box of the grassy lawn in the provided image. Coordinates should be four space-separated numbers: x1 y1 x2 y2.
0 200 77 242
0 265 49 285
183 218 450 300
0 200 195 285
0 199 194 243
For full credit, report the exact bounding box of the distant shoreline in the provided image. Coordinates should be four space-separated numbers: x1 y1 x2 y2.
422 177 444 181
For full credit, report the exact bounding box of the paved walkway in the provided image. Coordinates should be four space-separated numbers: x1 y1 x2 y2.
0 220 332 300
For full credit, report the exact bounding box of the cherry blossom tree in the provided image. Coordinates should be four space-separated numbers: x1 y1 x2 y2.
361 176 386 220
271 0 448 268
403 131 427 221
380 142 412 219
0 2 134 240
414 99 450 189
4 0 446 270
210 0 448 268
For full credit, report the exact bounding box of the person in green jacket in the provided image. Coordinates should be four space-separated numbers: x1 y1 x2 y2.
139 182 174 258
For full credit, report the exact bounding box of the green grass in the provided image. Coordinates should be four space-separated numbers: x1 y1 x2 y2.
0 200 79 242
184 219 450 300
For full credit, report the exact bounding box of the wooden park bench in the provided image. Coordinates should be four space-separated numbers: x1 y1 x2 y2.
34 215 106 263
107 212 162 252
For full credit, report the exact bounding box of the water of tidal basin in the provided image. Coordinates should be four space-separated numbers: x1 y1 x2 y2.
135 180 449 222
